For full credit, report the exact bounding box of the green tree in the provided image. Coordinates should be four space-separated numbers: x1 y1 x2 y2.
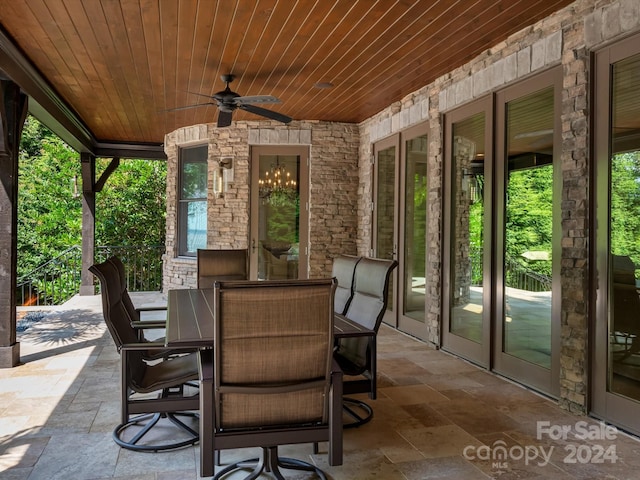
505 164 553 277
18 117 82 277
611 151 640 272
95 158 166 247
18 116 167 280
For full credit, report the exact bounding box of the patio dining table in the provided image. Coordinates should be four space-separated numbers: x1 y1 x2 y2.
164 286 375 477
165 287 374 347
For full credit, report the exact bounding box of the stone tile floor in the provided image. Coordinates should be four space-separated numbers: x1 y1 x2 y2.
2 293 640 479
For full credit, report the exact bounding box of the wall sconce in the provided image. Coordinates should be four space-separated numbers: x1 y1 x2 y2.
213 156 234 198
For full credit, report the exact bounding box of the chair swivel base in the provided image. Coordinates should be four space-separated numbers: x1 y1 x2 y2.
214 446 327 480
113 411 199 452
343 397 373 429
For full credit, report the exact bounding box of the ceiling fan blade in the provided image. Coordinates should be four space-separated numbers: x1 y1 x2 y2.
239 104 292 124
186 91 217 100
234 95 281 105
217 110 233 127
163 102 216 112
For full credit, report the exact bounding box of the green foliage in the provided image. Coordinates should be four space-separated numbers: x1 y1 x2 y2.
505 165 553 277
265 194 299 244
18 116 167 283
95 158 166 247
18 117 82 277
611 151 640 273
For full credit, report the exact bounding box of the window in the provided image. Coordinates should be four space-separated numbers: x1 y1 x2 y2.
178 145 208 256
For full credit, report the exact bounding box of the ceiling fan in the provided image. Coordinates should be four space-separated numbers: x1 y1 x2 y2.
168 74 292 127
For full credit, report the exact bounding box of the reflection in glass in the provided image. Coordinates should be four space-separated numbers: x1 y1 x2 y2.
182 201 206 253
376 145 396 312
257 155 300 280
450 113 485 342
609 53 640 401
503 87 554 368
179 145 208 255
403 135 427 321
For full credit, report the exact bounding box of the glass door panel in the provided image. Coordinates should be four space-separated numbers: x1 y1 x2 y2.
503 87 554 369
442 97 492 367
494 67 561 397
374 125 429 338
593 34 640 435
450 113 486 343
374 137 399 326
401 134 427 324
250 146 309 280
608 53 640 403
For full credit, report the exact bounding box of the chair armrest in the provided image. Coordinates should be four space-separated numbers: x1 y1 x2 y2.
135 305 168 312
120 342 192 352
131 320 167 329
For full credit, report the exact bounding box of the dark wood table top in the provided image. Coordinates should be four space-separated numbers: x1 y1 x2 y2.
165 287 374 347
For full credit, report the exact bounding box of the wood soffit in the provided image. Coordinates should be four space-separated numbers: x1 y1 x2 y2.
0 0 574 155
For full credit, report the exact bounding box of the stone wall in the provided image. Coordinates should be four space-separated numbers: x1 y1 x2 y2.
163 120 359 290
356 0 640 410
161 0 640 414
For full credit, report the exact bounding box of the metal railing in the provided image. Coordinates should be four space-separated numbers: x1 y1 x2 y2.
17 245 164 306
469 248 551 292
505 257 552 292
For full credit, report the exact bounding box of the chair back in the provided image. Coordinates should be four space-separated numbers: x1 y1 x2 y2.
332 255 361 315
213 279 336 429
338 257 398 370
89 258 146 387
107 256 142 323
197 249 248 288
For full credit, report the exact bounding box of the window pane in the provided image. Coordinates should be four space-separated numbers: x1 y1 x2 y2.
376 145 396 312
179 145 207 256
257 155 300 280
180 201 207 254
450 112 485 342
181 146 208 199
403 135 427 322
503 86 554 369
609 53 640 401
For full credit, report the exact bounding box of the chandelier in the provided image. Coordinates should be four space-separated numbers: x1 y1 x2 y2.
258 158 298 204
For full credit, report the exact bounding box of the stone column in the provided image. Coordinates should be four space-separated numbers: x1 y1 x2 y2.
0 80 27 368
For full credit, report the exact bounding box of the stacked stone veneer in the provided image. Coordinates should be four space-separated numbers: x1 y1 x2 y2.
162 0 639 414
163 120 359 290
358 0 640 413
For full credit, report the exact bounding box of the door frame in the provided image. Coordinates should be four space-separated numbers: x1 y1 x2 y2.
372 134 400 328
441 95 494 367
372 123 430 338
249 145 310 280
492 67 562 396
591 32 640 435
397 123 430 338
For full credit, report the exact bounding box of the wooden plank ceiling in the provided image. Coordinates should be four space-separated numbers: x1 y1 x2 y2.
0 0 574 147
